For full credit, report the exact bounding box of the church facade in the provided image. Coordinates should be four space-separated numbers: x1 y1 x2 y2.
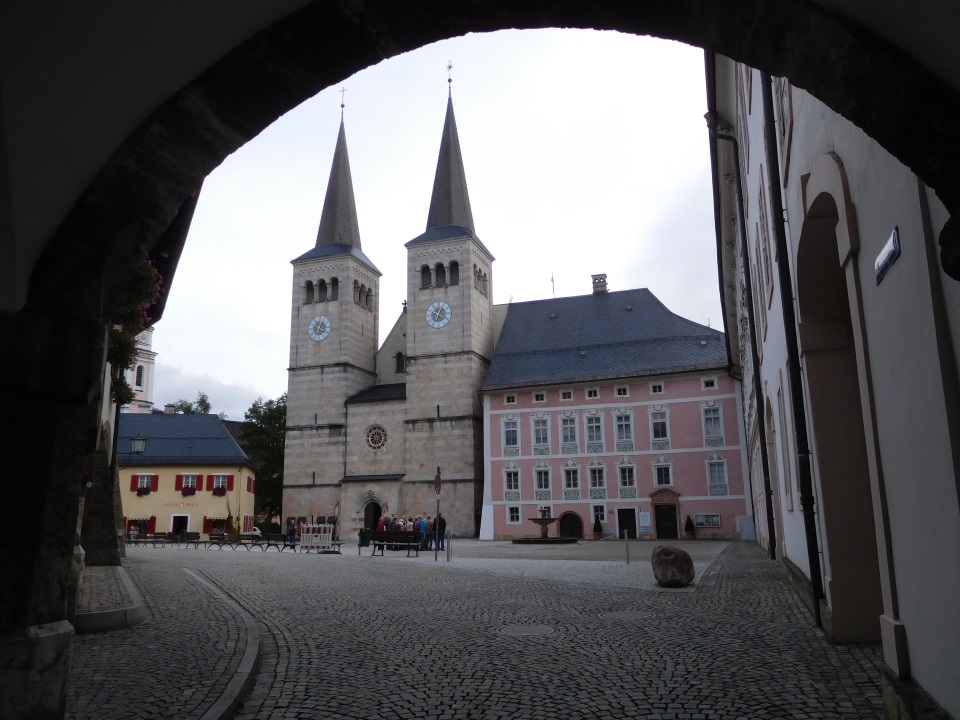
282 94 493 538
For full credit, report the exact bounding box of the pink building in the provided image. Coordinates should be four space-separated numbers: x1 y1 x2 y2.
479 276 751 540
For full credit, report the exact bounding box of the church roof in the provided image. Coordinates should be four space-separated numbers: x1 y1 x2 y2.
345 383 407 404
117 413 251 467
482 288 728 390
404 223 494 260
292 118 380 274
425 94 474 232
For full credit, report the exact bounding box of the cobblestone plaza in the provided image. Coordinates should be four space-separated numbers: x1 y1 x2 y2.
67 541 884 719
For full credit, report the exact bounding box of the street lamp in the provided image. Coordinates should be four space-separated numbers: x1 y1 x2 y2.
130 436 146 455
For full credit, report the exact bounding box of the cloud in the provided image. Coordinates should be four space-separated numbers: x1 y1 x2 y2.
152 363 270 421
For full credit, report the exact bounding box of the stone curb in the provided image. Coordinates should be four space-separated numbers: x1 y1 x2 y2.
74 567 147 634
184 569 261 720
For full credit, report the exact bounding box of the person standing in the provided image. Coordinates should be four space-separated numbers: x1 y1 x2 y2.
424 516 434 550
436 513 447 550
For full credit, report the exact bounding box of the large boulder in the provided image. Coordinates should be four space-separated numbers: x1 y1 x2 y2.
651 544 695 587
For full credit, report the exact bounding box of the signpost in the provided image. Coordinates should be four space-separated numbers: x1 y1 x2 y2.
434 467 441 561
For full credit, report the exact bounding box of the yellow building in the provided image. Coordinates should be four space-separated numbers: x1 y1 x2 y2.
119 411 256 539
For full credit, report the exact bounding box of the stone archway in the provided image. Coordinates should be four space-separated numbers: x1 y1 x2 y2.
795 154 884 643
558 512 584 540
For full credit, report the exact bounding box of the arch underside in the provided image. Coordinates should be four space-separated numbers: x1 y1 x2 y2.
27 0 960 325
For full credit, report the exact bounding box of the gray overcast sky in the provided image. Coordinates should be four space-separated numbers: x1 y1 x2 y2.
151 29 720 420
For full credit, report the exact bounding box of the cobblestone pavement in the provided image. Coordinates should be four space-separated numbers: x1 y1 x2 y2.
67 540 885 719
76 566 128 613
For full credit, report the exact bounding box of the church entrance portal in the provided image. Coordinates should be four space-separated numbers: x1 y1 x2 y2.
654 505 679 539
558 513 583 539
363 502 382 530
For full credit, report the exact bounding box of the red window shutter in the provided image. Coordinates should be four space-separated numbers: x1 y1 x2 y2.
227 474 234 491
147 516 156 533
130 475 138 492
175 474 183 491
151 475 159 492
203 516 211 534
206 475 214 491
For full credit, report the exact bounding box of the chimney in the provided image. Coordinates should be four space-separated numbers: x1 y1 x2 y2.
591 273 608 294
164 403 176 414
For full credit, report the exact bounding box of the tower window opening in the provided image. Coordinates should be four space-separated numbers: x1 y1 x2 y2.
450 261 459 285
435 262 447 286
318 279 328 302
330 277 339 300
421 265 432 289
304 280 315 304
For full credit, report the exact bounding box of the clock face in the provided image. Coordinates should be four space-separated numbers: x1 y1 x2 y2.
425 301 452 329
307 315 331 341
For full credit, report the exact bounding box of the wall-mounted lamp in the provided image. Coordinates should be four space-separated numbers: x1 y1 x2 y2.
131 437 147 454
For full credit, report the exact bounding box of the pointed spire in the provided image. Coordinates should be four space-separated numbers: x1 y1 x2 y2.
425 86 475 232
315 118 362 248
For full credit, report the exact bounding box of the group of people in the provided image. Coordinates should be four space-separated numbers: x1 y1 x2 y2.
376 512 446 550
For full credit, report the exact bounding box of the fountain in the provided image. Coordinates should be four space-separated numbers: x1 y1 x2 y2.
511 506 578 544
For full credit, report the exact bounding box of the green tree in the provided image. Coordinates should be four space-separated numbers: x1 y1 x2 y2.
242 394 286 523
172 391 213 415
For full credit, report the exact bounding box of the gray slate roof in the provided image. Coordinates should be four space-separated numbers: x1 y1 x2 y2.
426 95 474 232
291 241 381 275
118 413 251 467
346 383 406 404
482 288 727 391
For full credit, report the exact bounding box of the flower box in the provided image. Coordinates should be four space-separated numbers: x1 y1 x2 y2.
212 487 227 497
181 486 196 497
136 487 151 497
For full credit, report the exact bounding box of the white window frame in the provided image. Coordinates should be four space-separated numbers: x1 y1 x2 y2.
182 474 197 489
586 415 603 443
561 417 577 445
703 406 723 441
533 418 549 446
503 420 519 449
593 505 606 522
650 381 664 394
651 411 670 442
535 468 550 490
589 466 605 489
213 474 228 490
137 474 152 490
654 463 672 487
615 414 633 442
533 391 546 403
701 376 718 390
708 458 729 496
586 387 599 399
505 470 519 492
564 468 579 489
504 393 517 405
619 465 635 487
615 385 629 397
508 507 521 523
560 389 573 401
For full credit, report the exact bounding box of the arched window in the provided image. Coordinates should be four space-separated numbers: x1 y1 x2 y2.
475 265 482 289
365 289 373 309
420 265 432 289
353 280 361 304
304 280 314 304
317 279 327 302
482 272 489 297
330 277 339 300
435 262 446 286
135 365 144 388
449 261 459 286
395 352 405 373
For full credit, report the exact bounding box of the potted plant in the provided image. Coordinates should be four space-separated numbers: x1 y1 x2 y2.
684 515 696 539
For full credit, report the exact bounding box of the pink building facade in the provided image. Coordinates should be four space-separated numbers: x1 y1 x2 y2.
479 284 751 540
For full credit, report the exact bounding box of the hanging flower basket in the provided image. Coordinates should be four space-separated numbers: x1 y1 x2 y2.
212 487 227 497
136 487 151 497
181 486 196 497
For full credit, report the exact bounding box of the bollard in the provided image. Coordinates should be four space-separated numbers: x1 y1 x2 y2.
623 529 630 564
446 530 452 562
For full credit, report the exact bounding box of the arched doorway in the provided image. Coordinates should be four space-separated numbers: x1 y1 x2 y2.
558 512 583 539
363 502 382 530
651 489 681 539
795 168 883 643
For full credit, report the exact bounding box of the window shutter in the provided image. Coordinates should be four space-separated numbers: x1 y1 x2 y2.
227 474 234 491
147 516 156 534
175 474 183 491
203 516 211 534
206 475 214 491
130 475 138 492
151 475 159 492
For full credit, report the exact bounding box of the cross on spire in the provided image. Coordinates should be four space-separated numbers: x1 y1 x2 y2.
447 61 453 96
339 86 347 118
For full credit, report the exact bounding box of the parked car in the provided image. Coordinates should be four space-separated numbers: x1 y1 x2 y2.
250 526 262 539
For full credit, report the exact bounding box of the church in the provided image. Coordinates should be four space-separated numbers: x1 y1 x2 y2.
282 89 493 537
281 88 749 542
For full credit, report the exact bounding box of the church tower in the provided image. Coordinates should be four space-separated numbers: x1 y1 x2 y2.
283 116 381 519
402 85 495 530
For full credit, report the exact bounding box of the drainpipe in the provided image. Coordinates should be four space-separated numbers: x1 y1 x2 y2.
704 52 776 560
760 71 824 625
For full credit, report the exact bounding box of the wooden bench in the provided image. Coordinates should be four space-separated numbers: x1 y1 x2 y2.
362 530 420 557
178 531 202 548
265 533 298 552
206 532 228 549
228 533 264 551
136 533 169 547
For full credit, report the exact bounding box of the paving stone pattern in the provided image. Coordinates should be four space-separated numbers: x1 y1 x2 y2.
67 541 884 719
76 566 128 613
